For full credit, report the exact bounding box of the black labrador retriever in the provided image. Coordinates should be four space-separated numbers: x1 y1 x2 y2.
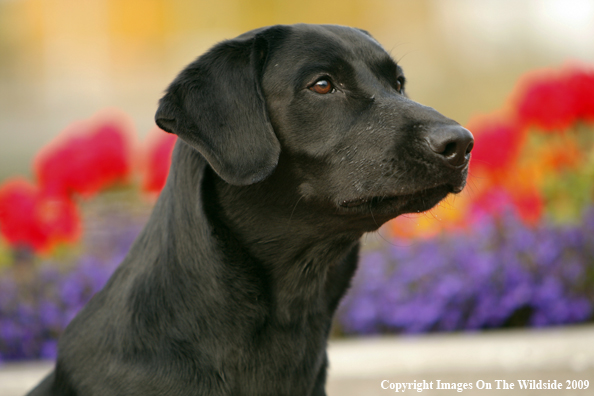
28 24 473 396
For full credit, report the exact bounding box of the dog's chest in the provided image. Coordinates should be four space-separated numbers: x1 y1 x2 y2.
226 311 329 395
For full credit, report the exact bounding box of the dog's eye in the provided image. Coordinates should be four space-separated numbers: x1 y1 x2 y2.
395 77 405 94
310 79 334 94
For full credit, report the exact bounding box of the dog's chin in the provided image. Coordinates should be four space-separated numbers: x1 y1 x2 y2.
337 184 458 219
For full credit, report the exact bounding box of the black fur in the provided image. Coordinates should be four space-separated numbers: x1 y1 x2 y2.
28 24 472 396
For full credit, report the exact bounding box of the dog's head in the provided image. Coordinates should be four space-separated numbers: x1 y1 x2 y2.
156 24 473 228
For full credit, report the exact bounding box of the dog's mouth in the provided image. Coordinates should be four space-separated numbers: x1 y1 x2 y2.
339 183 464 213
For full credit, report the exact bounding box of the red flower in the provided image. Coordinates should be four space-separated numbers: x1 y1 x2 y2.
35 111 133 197
470 188 515 220
467 116 524 177
141 127 177 194
470 185 543 226
514 69 579 132
512 186 543 225
0 178 80 253
566 66 594 122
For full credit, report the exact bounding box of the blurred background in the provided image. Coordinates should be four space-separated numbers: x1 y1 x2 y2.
1 0 594 366
2 0 594 179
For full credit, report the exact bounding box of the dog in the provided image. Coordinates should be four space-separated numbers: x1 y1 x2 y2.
28 24 473 396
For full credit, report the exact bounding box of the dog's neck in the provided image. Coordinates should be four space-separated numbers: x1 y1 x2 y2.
162 141 361 323
211 168 362 323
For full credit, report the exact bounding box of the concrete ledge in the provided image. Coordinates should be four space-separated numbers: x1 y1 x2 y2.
3 325 594 396
0 361 53 396
327 324 594 378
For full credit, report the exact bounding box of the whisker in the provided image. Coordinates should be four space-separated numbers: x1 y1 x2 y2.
288 195 304 224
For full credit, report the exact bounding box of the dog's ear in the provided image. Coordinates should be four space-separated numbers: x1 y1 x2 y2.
155 27 287 185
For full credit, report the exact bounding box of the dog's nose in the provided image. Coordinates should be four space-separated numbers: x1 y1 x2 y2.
425 125 474 167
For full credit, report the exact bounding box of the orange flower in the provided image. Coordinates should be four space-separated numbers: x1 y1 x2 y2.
0 178 81 253
538 138 582 171
141 127 177 194
387 192 472 239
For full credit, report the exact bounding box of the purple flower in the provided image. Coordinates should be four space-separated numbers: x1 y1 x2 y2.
342 294 379 334
59 273 86 308
337 206 594 335
40 340 58 360
39 301 63 328
0 202 146 361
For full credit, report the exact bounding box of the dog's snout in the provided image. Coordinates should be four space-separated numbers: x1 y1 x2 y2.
425 125 474 167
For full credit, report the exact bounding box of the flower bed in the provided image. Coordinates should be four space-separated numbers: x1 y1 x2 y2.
338 209 594 334
0 193 148 362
